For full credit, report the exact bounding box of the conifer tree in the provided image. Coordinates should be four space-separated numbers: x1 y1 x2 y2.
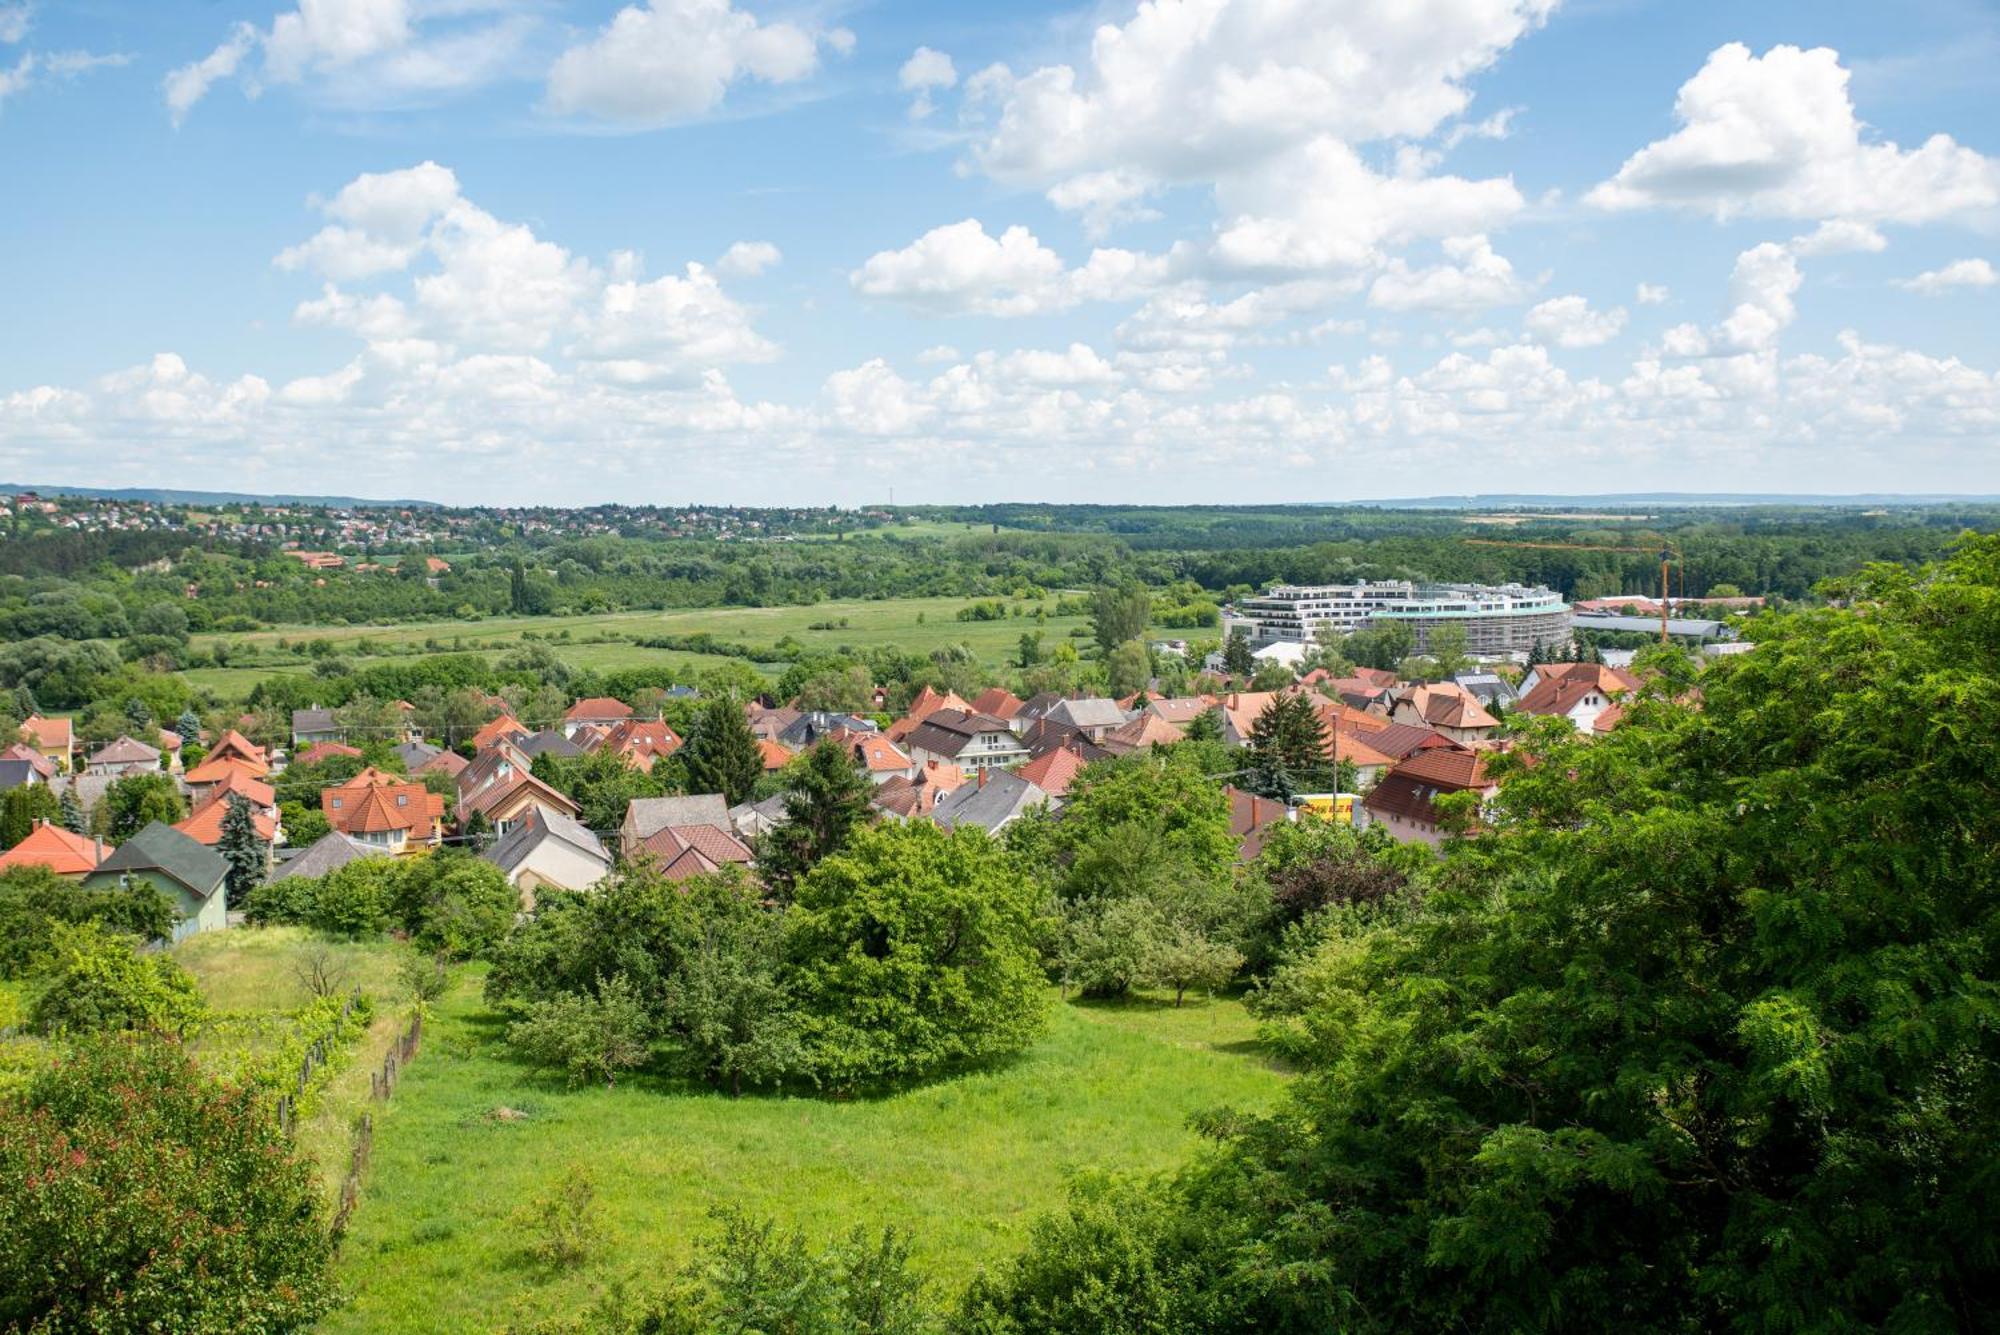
216 794 265 902
681 693 763 806
756 739 875 901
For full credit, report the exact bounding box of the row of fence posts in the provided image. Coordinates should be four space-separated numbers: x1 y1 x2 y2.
276 987 364 1138
291 1006 423 1239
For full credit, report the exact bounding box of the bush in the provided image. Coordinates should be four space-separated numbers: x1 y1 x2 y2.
787 822 1048 1089
513 1162 605 1271
0 866 175 976
398 852 518 959
0 1034 338 1331
508 975 652 1088
28 920 206 1038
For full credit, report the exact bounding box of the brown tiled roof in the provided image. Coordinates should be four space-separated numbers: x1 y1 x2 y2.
1363 749 1495 828
1100 712 1185 752
746 706 802 742
416 749 468 777
903 709 1015 760
1145 696 1217 726
1516 663 1642 718
1 743 56 779
89 736 160 767
1362 722 1461 761
1391 747 1493 789
886 687 973 742
642 823 754 866
459 769 578 824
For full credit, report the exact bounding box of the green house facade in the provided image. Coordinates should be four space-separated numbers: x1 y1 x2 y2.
82 821 229 943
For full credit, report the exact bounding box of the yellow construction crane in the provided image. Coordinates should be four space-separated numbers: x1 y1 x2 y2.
1463 538 1680 644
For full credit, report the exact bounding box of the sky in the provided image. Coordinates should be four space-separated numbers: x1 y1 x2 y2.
1 0 1997 507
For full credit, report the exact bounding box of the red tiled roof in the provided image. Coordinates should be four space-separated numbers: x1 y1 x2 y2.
0 821 107 875
323 772 444 838
471 715 530 751
208 730 268 768
205 767 275 809
1396 683 1498 731
1016 745 1088 798
20 715 72 750
850 734 913 773
564 697 633 723
1386 747 1493 790
295 741 363 767
1516 663 1642 718
1 743 56 779
968 687 1024 720
176 794 278 846
757 739 795 772
1101 712 1185 752
458 769 578 824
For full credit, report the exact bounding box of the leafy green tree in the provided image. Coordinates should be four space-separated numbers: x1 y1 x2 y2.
1105 639 1152 698
279 800 331 846
507 974 652 1088
1246 659 1294 692
660 873 799 1095
680 692 763 806
392 851 517 959
99 772 186 841
1090 583 1152 656
28 920 207 1037
993 535 2000 1331
216 794 265 903
0 1034 338 1331
1141 923 1243 1006
756 739 875 901
631 1207 939 1334
1056 894 1163 999
1183 705 1224 744
1423 620 1470 679
533 747 668 832
787 822 1048 1088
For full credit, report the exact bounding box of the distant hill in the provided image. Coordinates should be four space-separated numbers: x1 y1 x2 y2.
1338 492 2000 509
1 483 440 508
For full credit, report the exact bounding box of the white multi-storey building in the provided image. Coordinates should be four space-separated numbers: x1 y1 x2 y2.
1227 580 1570 655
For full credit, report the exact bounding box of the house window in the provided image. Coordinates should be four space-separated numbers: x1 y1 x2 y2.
396 794 407 806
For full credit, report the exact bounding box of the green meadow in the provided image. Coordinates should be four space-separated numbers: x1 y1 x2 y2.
182 594 1095 701
320 967 1287 1333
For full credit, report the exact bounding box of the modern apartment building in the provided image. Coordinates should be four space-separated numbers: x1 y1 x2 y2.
1227 580 1570 655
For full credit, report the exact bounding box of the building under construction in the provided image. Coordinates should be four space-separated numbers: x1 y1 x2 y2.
1227 579 1572 656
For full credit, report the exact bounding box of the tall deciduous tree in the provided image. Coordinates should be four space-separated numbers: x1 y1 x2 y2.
1090 584 1152 656
100 773 185 842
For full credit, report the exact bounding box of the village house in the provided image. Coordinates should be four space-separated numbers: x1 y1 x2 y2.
904 709 1030 770
484 808 613 906
620 794 732 861
324 768 446 854
1359 748 1499 849
638 821 757 881
933 768 1048 835
458 769 579 838
562 696 633 738
291 706 342 748
1515 662 1642 734
82 822 230 942
84 735 161 777
1388 682 1501 746
16 715 76 771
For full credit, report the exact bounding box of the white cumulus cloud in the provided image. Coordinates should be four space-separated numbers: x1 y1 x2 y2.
1897 258 1996 295
1524 295 1628 348
1588 43 2000 224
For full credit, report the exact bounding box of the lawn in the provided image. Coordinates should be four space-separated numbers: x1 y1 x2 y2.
182 595 1094 702
322 970 1288 1332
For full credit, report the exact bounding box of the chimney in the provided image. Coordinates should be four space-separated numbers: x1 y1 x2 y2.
977 767 989 789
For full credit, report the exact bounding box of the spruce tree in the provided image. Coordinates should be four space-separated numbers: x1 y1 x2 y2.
756 739 875 901
1247 693 1330 794
217 794 266 902
681 694 763 806
59 786 85 834
174 708 202 744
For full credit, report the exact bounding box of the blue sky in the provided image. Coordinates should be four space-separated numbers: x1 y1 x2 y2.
2 0 1997 505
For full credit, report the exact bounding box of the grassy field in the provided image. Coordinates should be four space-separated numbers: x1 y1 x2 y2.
174 928 422 1210
323 970 1287 1332
182 595 1093 702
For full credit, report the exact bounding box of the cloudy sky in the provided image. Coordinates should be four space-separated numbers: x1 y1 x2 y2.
2 0 1997 505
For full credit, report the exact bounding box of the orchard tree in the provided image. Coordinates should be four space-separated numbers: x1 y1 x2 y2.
0 1035 338 1330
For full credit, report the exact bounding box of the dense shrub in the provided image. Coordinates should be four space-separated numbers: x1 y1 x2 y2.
0 1034 338 1331
786 822 1048 1089
0 867 176 976
508 976 651 1088
27 920 207 1038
